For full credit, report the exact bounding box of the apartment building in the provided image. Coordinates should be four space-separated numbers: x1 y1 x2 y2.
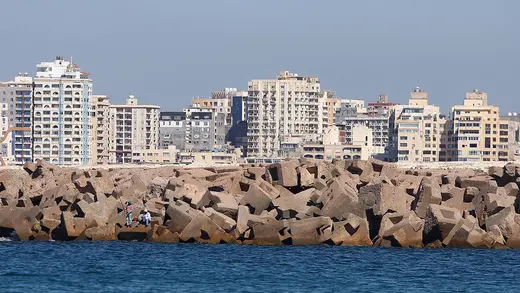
0 83 14 164
231 91 248 126
9 74 34 165
336 96 390 159
32 57 93 166
300 125 374 160
247 70 328 157
184 110 214 151
450 89 507 161
92 95 111 164
367 94 397 116
109 96 160 163
389 87 441 162
159 111 186 150
500 113 520 160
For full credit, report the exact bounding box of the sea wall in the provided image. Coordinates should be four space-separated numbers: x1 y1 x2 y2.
1 159 519 248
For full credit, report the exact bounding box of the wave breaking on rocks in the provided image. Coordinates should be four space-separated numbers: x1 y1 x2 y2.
1 159 519 248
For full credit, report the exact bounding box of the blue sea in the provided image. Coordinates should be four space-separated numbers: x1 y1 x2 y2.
0 240 517 293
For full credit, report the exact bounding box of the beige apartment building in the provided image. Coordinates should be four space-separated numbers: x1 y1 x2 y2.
449 89 508 161
390 87 441 162
247 70 329 157
91 95 111 164
109 96 160 163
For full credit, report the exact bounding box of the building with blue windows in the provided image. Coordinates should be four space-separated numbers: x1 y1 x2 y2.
231 91 247 126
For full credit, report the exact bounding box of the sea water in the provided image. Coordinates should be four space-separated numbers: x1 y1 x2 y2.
0 241 517 292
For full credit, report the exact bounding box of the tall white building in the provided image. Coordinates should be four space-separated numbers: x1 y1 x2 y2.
247 70 328 157
109 96 160 163
33 56 93 165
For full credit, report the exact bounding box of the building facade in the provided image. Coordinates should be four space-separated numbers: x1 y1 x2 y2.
159 111 186 150
109 96 160 163
32 57 93 166
501 113 520 161
335 96 391 159
389 87 441 162
231 91 248 126
449 90 507 161
92 95 111 164
184 110 214 151
247 70 328 157
131 145 178 164
299 125 374 160
367 94 397 116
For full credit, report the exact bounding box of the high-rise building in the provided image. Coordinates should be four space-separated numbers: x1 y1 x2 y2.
247 70 329 157
0 74 34 165
231 91 248 126
92 95 111 165
449 89 506 161
389 87 441 162
32 56 93 166
184 110 214 151
159 111 186 150
9 74 33 165
0 83 14 164
109 96 160 163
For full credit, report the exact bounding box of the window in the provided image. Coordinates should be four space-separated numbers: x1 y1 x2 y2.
400 136 408 140
399 143 407 147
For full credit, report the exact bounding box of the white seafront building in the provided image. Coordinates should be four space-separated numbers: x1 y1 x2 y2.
247 71 330 158
32 56 93 166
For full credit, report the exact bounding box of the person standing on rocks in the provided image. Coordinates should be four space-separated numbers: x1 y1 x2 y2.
125 200 133 227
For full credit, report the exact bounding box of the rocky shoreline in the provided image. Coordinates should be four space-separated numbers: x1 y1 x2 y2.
0 159 519 248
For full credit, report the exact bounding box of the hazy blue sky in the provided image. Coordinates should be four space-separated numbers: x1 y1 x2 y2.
0 0 518 113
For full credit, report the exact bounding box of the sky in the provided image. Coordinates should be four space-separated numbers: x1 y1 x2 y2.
0 0 518 114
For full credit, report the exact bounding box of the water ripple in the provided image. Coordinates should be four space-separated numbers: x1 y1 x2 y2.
0 242 518 292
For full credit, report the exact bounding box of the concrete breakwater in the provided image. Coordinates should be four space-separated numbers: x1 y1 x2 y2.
0 159 519 248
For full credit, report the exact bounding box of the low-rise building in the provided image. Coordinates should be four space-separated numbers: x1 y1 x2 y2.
178 148 242 166
298 126 374 160
131 145 178 164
